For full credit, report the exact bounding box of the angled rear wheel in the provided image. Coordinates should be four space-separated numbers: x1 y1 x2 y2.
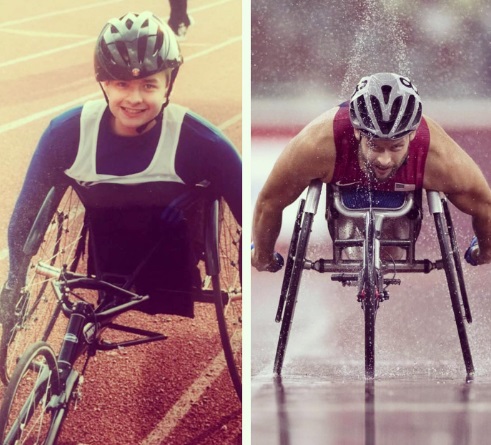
202 199 242 401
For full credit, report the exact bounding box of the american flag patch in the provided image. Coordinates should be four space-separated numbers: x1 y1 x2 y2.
394 183 416 191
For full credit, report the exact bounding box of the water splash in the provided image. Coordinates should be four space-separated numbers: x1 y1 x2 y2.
341 0 412 99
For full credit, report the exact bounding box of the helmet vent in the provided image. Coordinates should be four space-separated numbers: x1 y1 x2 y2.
125 18 133 29
395 95 416 134
381 85 392 104
155 29 164 55
357 96 375 130
141 18 149 28
370 96 390 135
116 40 131 65
137 35 148 63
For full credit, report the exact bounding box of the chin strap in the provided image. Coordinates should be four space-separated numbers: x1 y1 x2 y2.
135 98 168 134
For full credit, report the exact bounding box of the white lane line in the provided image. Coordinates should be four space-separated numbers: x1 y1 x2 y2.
0 0 239 70
190 0 238 13
186 36 241 61
0 28 91 39
219 114 242 131
140 351 228 445
0 34 240 69
0 92 100 134
0 0 123 28
0 37 241 135
0 38 94 69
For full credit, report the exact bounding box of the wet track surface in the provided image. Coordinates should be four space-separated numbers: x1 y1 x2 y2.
251 267 491 445
253 373 491 445
251 131 491 444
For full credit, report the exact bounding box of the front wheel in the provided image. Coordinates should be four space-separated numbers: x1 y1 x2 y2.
362 211 379 379
0 187 86 385
0 341 62 445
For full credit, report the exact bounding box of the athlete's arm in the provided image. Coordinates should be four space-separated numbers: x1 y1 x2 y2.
7 113 79 287
252 110 337 271
423 117 491 264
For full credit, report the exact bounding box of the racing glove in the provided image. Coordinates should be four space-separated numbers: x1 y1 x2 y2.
251 243 284 272
464 236 479 266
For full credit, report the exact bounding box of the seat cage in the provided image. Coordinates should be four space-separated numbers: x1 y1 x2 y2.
314 183 438 275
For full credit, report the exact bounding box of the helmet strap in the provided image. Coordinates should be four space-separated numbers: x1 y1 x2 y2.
99 82 109 104
135 98 168 134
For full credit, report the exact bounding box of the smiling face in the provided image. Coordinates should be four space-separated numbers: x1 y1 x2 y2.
101 70 171 136
355 129 416 182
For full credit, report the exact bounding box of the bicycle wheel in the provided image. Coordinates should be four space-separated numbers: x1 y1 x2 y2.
210 199 242 400
273 211 314 376
433 211 474 376
0 187 86 385
362 211 379 379
0 341 62 445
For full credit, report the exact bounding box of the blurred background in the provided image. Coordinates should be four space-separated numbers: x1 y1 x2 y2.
251 0 491 132
252 0 491 100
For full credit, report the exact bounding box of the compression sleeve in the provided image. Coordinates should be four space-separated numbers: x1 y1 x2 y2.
7 109 80 287
175 112 242 226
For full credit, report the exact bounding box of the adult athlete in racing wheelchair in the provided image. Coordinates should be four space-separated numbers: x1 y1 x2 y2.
252 72 491 378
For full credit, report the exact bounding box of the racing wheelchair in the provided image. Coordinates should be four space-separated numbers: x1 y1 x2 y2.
0 184 241 444
273 179 474 379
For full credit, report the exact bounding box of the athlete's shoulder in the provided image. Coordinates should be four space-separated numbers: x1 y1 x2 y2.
47 105 84 136
182 109 227 140
178 109 240 157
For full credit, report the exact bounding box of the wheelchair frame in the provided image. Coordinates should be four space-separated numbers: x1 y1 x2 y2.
273 179 474 379
0 185 242 444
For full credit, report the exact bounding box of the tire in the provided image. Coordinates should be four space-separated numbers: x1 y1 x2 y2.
0 187 86 385
275 199 305 323
273 212 314 376
0 341 62 445
443 200 472 323
205 200 242 401
363 211 379 379
434 212 474 376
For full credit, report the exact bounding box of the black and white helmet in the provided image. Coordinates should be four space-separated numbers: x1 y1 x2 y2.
94 11 183 82
349 73 423 139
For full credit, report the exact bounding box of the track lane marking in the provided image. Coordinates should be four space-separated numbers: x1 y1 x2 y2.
0 0 124 28
0 37 241 135
0 0 239 69
140 351 229 445
0 38 95 69
0 28 91 39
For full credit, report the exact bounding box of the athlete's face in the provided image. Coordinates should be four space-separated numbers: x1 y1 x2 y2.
356 130 415 182
102 71 171 136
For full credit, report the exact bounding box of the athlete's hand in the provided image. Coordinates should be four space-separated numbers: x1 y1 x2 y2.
251 243 284 272
464 236 479 266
